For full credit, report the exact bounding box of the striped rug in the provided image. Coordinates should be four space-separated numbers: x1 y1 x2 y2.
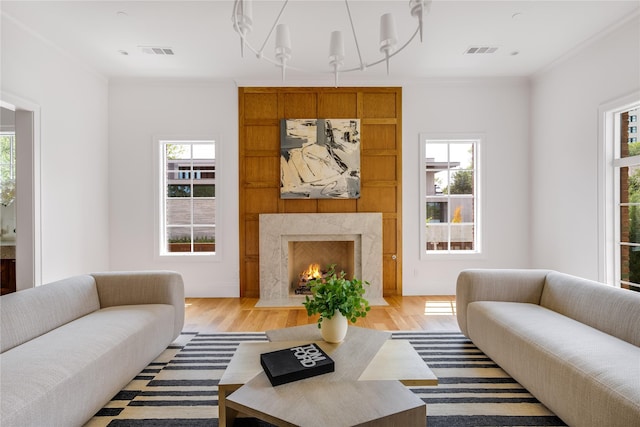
84 331 566 427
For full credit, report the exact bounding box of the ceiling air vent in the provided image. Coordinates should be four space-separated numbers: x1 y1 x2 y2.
139 46 175 55
465 46 499 54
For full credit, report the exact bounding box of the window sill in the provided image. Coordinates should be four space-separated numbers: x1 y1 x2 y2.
155 252 220 263
420 251 485 261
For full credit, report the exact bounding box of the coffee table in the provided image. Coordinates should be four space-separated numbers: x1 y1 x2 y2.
218 325 437 427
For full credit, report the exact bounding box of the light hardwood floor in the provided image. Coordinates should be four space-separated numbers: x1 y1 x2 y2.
183 295 460 333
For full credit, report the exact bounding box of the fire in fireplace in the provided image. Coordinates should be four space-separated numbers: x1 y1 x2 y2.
300 263 323 282
295 263 338 295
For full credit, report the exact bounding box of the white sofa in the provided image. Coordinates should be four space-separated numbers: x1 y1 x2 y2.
0 271 185 427
456 269 640 427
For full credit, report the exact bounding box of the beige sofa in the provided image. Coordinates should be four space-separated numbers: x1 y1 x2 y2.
456 269 640 427
0 271 185 427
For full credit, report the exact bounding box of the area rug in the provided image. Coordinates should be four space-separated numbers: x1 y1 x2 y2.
84 331 566 427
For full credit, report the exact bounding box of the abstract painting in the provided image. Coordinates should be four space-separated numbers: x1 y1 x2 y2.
280 119 361 199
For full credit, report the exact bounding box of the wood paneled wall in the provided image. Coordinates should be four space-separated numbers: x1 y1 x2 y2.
238 87 402 297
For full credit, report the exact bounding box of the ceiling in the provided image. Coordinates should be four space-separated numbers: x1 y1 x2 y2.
2 1 639 84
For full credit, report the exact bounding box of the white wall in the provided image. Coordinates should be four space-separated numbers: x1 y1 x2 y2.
1 14 109 284
530 16 640 280
108 79 530 297
108 79 239 297
402 78 532 295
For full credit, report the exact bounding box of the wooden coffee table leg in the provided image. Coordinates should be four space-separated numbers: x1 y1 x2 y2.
218 385 240 427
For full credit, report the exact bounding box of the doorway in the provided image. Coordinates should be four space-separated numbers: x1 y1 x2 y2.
1 107 17 293
0 94 41 291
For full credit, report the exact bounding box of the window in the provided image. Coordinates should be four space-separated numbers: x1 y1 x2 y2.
0 132 16 206
613 107 640 291
420 137 480 256
160 140 216 255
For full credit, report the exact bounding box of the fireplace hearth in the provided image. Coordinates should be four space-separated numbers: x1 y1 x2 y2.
257 213 385 307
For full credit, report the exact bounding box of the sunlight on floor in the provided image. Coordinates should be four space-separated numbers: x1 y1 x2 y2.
424 300 456 316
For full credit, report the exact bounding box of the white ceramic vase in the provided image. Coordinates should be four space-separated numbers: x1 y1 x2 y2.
321 311 348 343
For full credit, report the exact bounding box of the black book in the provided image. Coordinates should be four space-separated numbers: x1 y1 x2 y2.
260 343 335 386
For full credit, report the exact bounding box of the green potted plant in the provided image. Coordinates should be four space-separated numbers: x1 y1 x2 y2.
302 264 371 343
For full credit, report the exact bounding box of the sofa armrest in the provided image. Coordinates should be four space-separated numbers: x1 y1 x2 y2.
456 269 549 337
91 270 185 340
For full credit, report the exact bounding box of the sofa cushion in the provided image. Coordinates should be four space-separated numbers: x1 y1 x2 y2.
0 304 175 427
541 271 640 347
467 301 640 427
0 275 100 353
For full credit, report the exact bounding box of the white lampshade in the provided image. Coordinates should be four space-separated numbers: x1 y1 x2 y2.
329 30 344 87
409 0 430 42
275 23 292 57
379 13 398 53
235 0 253 31
275 23 292 81
329 31 345 64
410 0 426 19
233 0 253 57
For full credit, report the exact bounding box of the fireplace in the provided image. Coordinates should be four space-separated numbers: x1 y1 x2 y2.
257 213 385 307
289 240 355 295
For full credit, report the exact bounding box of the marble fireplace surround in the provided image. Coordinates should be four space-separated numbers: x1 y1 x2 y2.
257 213 386 307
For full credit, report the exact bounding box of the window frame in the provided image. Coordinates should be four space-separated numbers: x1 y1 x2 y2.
419 134 482 260
0 131 16 209
598 92 640 285
0 131 16 180
154 137 219 261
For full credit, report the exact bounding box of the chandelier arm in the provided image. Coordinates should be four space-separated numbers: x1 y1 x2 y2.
233 1 257 58
386 24 421 60
340 25 420 73
344 0 365 70
231 0 240 29
257 0 290 56
232 1 243 56
232 0 294 67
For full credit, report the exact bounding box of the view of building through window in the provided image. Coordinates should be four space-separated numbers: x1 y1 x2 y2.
424 140 478 253
161 140 216 255
617 107 640 291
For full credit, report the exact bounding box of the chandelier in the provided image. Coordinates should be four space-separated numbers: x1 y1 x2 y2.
232 0 431 86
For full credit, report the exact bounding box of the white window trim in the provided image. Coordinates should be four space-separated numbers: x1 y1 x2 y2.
419 133 483 260
598 91 640 285
153 135 220 262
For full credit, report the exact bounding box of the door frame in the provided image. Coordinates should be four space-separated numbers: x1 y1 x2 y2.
1 92 42 288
